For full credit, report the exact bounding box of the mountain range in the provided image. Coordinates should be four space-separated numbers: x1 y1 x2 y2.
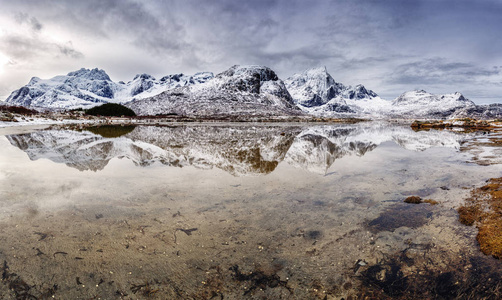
4 67 214 109
3 65 501 119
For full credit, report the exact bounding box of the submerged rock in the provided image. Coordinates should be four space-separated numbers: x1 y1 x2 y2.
404 196 422 204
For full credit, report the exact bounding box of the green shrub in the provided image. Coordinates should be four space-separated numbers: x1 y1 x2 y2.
85 103 136 117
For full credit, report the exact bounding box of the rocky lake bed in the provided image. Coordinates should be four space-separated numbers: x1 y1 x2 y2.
1 121 502 299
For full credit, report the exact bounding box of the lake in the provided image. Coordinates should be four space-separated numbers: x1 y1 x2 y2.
1 122 502 299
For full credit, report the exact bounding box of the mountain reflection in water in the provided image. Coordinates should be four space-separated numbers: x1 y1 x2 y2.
6 123 469 175
3 122 502 299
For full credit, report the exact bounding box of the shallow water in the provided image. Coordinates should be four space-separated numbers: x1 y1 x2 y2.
1 122 502 299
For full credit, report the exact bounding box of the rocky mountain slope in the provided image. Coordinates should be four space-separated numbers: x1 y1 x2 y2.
126 65 302 118
4 68 213 109
284 67 383 114
450 103 502 119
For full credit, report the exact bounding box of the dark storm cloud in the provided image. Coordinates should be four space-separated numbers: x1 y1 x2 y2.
1 0 502 102
57 42 84 59
0 10 84 63
388 58 500 85
14 12 43 32
0 33 84 61
35 0 191 54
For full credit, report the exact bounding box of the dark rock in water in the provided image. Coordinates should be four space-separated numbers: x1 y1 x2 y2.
229 265 290 296
306 230 322 240
404 196 422 204
435 272 458 298
361 259 408 296
357 248 502 298
367 203 433 233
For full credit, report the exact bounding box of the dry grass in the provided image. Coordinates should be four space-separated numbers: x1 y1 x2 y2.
458 178 502 258
423 199 439 205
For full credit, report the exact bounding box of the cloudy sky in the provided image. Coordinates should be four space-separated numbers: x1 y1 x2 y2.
0 0 501 103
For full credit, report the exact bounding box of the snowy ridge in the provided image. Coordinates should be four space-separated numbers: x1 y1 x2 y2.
127 65 302 117
7 123 469 176
284 67 480 119
5 68 214 110
301 89 478 119
284 66 382 115
388 90 476 118
450 103 502 119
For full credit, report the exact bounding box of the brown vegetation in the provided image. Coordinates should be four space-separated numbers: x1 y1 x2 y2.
404 196 422 204
0 105 37 115
423 199 439 205
411 118 499 131
458 177 502 258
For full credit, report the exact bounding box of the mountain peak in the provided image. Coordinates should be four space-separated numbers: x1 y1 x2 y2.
67 68 111 81
133 73 155 81
392 90 475 117
304 66 328 74
215 65 283 96
345 84 378 99
453 92 467 101
285 66 381 109
28 77 41 86
218 65 279 82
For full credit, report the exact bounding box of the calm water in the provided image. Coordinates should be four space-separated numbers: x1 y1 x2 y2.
1 122 502 299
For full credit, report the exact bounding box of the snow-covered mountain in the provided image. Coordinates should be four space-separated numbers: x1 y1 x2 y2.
6 123 469 176
4 68 214 109
388 90 476 118
126 65 302 117
450 103 502 119
284 67 386 115
283 67 483 119
3 65 500 120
